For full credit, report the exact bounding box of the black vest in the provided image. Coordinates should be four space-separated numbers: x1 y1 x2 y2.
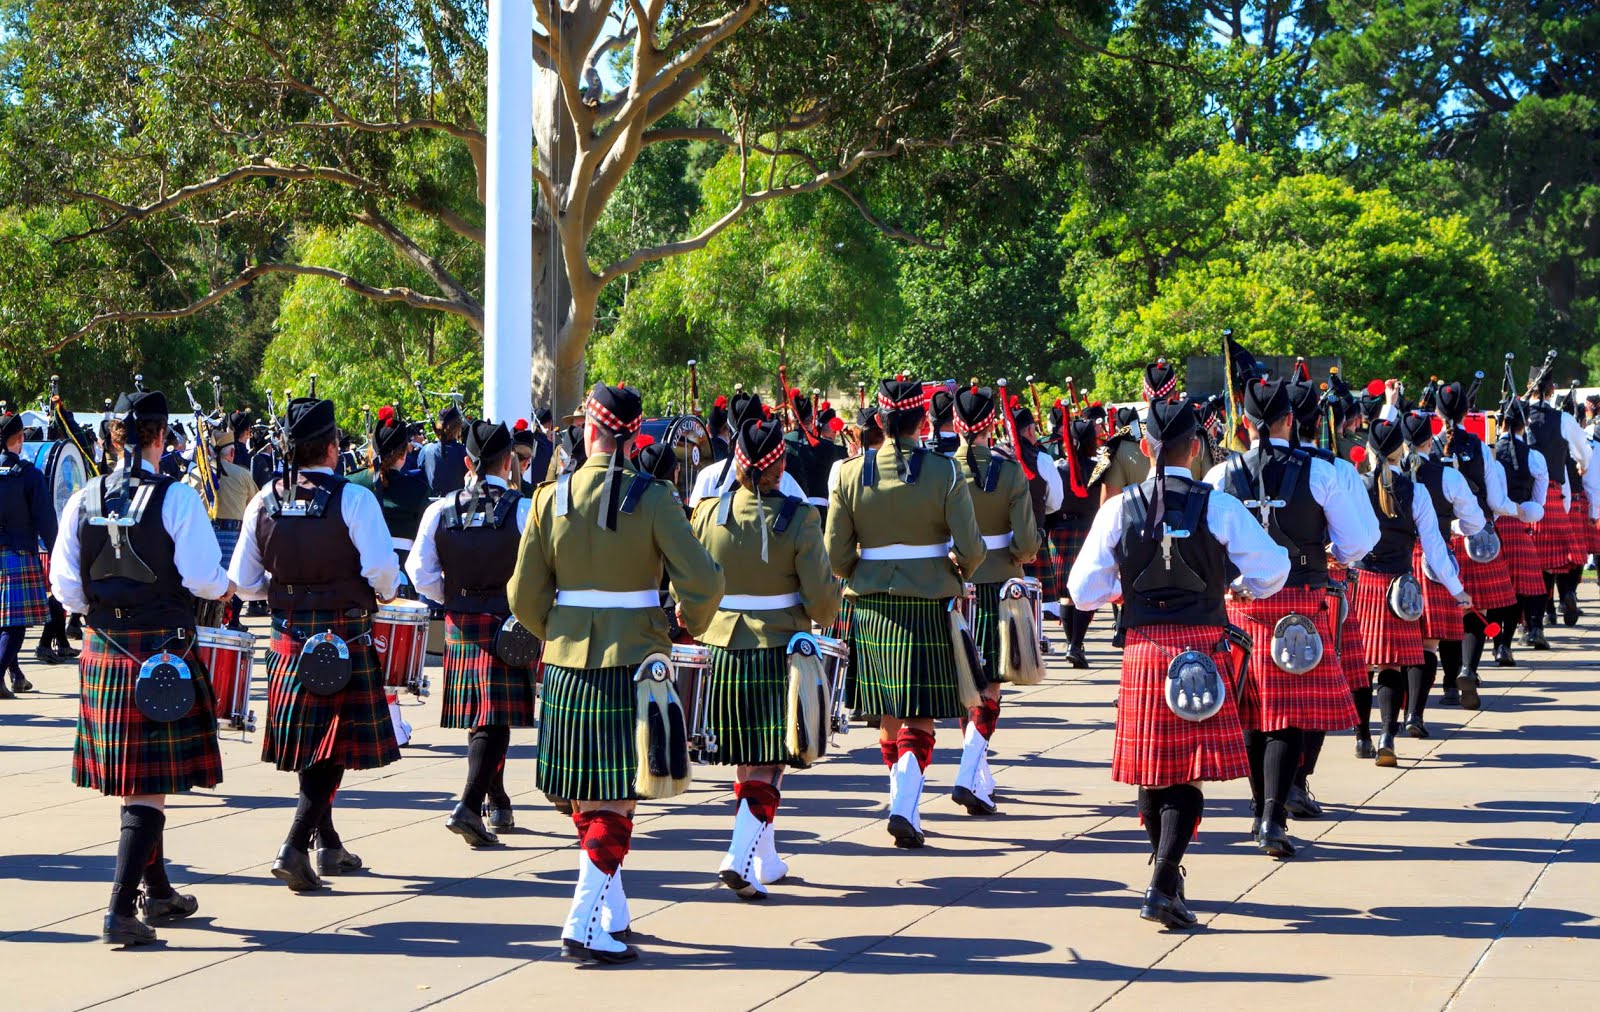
1224 445 1329 588
1020 440 1049 528
437 485 522 614
78 472 194 631
1430 427 1491 517
1358 469 1417 575
1410 457 1454 543
1527 403 1568 484
374 469 431 542
257 472 375 613
1495 436 1534 503
1115 476 1227 629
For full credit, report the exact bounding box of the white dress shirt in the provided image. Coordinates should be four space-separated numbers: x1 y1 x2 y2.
1585 437 1600 520
50 459 231 615
228 466 400 602
1037 445 1064 513
1203 438 1380 566
1067 466 1291 611
406 476 532 604
1481 455 1517 518
1436 466 1486 538
688 456 806 506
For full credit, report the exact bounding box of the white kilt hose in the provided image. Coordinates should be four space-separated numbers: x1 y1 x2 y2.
1349 571 1425 669
1227 587 1357 733
1112 624 1248 787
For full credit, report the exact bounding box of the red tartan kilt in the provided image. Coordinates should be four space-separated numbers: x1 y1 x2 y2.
1350 570 1424 669
1112 623 1249 787
1574 491 1600 558
441 611 538 729
1534 485 1579 571
1451 533 1516 611
1413 543 1464 640
261 611 400 773
1227 588 1357 732
1498 518 1547 596
1331 568 1368 690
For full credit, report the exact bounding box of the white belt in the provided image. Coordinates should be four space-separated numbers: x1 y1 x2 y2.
982 533 1013 550
391 537 414 551
805 497 829 508
555 589 660 609
721 592 802 611
859 541 952 561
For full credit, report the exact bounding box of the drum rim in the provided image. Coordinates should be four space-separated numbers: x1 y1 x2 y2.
670 643 712 664
375 602 431 622
195 626 256 647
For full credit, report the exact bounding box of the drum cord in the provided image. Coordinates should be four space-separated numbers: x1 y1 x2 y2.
54 398 102 478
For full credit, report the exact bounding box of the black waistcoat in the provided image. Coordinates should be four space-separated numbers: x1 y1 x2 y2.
1358 469 1417 575
1115 476 1227 629
1527 403 1568 484
78 472 194 631
257 472 375 613
1495 436 1534 503
1224 444 1328 588
437 486 522 614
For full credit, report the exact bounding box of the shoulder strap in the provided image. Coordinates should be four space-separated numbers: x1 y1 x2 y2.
772 495 803 535
861 449 878 488
1279 450 1305 501
905 447 926 485
554 470 573 518
491 488 521 528
982 452 1003 494
619 473 654 515
1224 454 1251 499
716 487 736 526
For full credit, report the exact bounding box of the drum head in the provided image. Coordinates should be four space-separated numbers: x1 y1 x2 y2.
23 440 88 520
134 652 197 723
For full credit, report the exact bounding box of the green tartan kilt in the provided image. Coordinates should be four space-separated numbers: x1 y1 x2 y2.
440 611 538 729
536 663 638 802
703 644 794 767
970 581 1003 684
849 592 962 720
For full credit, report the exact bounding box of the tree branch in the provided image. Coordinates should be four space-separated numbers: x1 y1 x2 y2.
827 183 940 250
354 203 483 315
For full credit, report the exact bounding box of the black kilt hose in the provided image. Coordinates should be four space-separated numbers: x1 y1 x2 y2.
703 644 796 767
441 611 537 729
261 610 400 772
536 663 637 801
849 592 962 720
72 627 223 797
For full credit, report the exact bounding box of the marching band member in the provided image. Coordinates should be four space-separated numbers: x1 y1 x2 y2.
0 407 56 698
1491 399 1550 666
827 377 985 849
509 382 723 965
688 392 806 507
185 414 258 630
1206 379 1377 856
1054 403 1103 668
419 403 469 497
230 396 403 892
351 407 431 584
1006 399 1061 636
926 388 961 455
1424 383 1517 709
51 390 233 945
690 418 838 899
1069 397 1289 928
1399 410 1484 736
407 420 536 847
949 385 1039 815
1526 370 1590 626
1349 415 1468 767
784 388 836 525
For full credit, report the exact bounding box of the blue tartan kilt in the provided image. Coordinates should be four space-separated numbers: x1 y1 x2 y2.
213 523 241 570
0 547 49 627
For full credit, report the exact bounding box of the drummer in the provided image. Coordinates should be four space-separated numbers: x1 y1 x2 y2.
0 406 59 699
186 414 259 631
350 407 431 592
229 395 403 893
50 389 234 945
406 420 536 847
690 418 839 900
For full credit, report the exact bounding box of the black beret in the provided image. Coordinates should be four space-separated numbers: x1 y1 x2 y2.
584 382 643 435
512 427 536 450
1146 398 1198 443
1368 417 1406 458
1116 405 1140 430
437 403 463 426
1082 403 1108 424
735 418 786 475
1501 397 1527 428
1012 405 1035 430
1436 382 1470 423
954 385 998 432
1142 360 1179 403
789 389 815 421
0 410 21 443
1242 378 1293 426
1399 411 1434 447
466 419 512 462
1068 416 1098 447
285 397 338 444
114 390 169 423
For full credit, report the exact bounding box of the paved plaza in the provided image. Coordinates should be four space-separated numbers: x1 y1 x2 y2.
2 613 1596 1011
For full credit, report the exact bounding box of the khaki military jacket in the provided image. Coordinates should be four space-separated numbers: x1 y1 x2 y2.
826 437 985 599
509 454 724 669
690 487 839 649
955 443 1041 585
186 457 258 522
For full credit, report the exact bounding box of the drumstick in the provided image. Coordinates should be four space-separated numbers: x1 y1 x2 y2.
1468 608 1501 638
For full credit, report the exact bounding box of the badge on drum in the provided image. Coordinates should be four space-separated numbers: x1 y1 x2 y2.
1165 648 1226 722
298 631 354 696
134 651 196 722
1270 613 1324 674
633 652 693 799
1387 573 1425 622
493 616 541 667
1465 524 1501 563
784 633 833 768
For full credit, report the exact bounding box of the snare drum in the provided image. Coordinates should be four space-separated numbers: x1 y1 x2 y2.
670 643 715 763
373 599 430 696
957 582 978 624
196 626 257 731
810 633 852 739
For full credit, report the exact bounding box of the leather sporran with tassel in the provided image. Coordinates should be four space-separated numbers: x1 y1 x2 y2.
947 601 985 709
784 634 832 768
997 579 1045 685
633 653 692 799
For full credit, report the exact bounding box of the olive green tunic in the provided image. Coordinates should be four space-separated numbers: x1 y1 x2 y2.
954 443 1041 585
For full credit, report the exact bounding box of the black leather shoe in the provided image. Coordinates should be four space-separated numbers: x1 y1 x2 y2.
1257 810 1296 858
951 786 998 816
1138 887 1199 930
1441 687 1460 706
1375 732 1398 767
32 647 59 666
140 891 198 923
1248 815 1262 844
1458 674 1480 710
0 681 14 700
887 814 925 849
271 844 324 892
1111 629 1126 649
485 806 516 832
548 794 574 817
317 846 364 875
1527 620 1551 649
103 912 158 946
1494 643 1515 666
561 938 639 964
446 803 502 848
1561 592 1580 626
1405 719 1430 739
66 616 83 640
1066 645 1089 669
53 644 79 659
1354 737 1376 760
1285 783 1323 819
